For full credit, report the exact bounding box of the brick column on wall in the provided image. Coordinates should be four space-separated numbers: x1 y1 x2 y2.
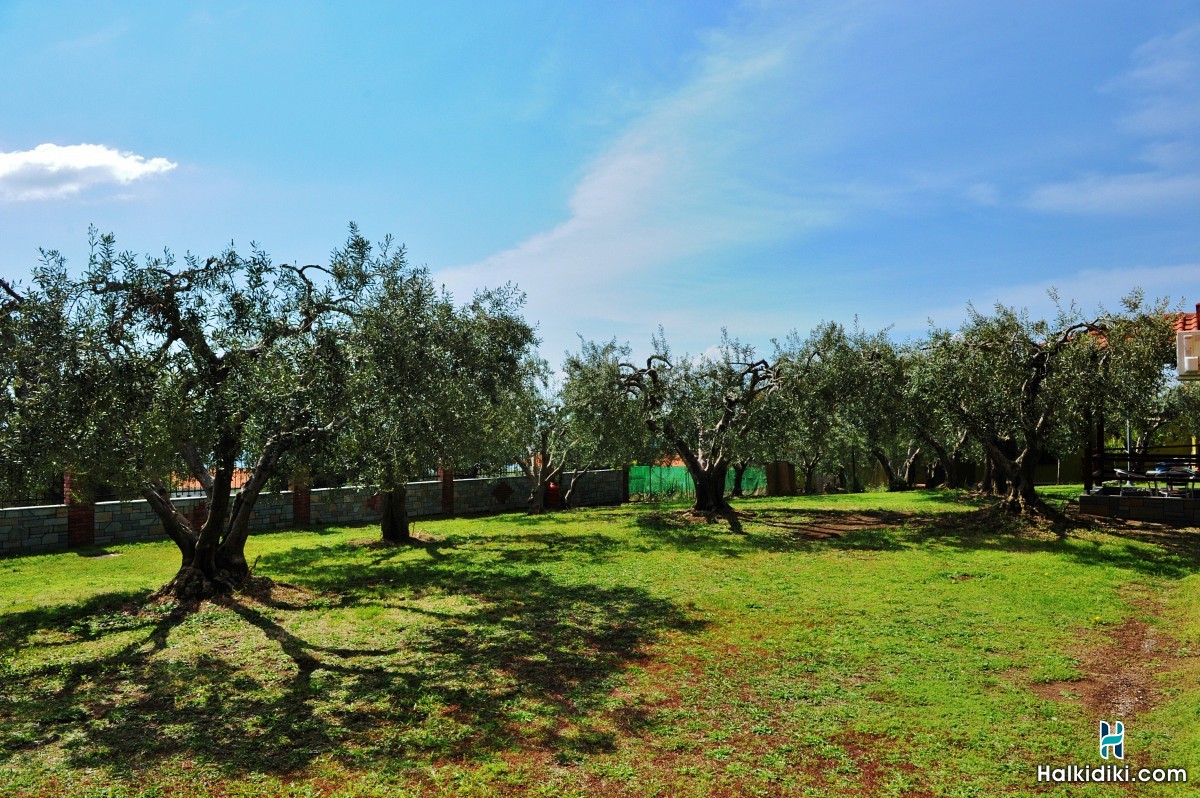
63 472 95 548
765 462 797 497
291 472 311 526
439 468 454 515
185 501 208 531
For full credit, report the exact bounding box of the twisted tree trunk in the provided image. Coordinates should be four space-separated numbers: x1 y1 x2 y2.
380 485 410 542
730 460 749 498
689 460 731 514
151 424 328 602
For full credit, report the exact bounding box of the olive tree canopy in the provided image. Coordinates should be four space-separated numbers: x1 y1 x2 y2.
333 233 535 540
621 330 776 514
924 294 1174 517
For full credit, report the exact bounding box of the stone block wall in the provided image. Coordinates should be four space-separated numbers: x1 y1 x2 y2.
0 469 627 556
454 476 528 515
253 493 294 530
562 470 625 507
309 488 379 527
0 505 68 554
407 481 443 517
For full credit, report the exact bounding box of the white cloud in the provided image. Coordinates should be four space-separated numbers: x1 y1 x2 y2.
0 143 176 201
964 182 999 206
1027 24 1200 216
435 7 854 360
1027 171 1200 214
1110 24 1200 138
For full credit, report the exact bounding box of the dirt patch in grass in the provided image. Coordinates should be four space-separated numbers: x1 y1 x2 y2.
652 507 923 539
782 731 933 798
752 509 923 540
1034 617 1177 719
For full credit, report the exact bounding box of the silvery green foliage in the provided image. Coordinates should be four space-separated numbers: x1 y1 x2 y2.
486 339 654 513
759 322 855 493
0 263 77 501
330 230 534 503
621 329 775 512
923 293 1174 515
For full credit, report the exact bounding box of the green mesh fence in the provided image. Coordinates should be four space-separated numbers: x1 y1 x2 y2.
628 465 766 499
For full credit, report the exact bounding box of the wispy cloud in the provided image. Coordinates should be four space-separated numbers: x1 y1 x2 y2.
1026 23 1200 215
1027 171 1200 214
436 7 855 357
1111 23 1200 138
0 143 176 201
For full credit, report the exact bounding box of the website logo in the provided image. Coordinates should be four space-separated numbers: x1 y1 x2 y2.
1099 721 1124 760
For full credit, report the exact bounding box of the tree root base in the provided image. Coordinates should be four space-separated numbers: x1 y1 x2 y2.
152 564 254 606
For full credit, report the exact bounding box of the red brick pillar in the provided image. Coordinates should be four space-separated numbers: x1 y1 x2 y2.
186 501 208 530
63 472 94 548
765 462 781 496
291 473 311 526
439 468 454 515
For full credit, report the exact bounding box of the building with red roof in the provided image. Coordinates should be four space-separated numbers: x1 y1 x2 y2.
1171 303 1200 332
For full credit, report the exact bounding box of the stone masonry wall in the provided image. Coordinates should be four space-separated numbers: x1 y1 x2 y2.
0 469 627 556
561 469 625 507
0 505 68 554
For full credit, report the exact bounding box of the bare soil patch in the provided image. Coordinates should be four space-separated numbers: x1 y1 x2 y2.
660 507 922 539
753 509 916 539
228 575 326 610
1034 617 1176 719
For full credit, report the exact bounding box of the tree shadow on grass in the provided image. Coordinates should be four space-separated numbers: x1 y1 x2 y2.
632 507 915 558
904 509 1200 580
0 589 157 652
631 502 1200 578
0 539 703 782
632 511 750 558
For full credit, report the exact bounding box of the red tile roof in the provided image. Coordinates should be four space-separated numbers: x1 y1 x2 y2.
1173 303 1200 332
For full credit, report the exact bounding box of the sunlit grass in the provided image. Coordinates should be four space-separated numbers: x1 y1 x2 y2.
1 486 1196 796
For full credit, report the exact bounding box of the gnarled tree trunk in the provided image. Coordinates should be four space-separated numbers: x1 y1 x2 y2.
986 440 1057 519
900 444 921 489
689 460 731 514
151 424 325 602
380 485 410 542
799 453 821 494
730 460 749 498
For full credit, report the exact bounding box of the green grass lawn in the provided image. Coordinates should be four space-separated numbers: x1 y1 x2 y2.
1 488 1197 796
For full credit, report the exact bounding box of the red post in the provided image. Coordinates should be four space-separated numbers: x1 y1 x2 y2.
63 472 95 548
439 468 454 515
291 472 311 525
186 500 208 531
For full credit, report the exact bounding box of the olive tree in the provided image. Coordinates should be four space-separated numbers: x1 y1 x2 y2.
333 233 535 541
31 227 397 600
1131 381 1200 454
558 339 658 507
764 322 854 494
620 330 775 514
494 340 652 514
925 295 1173 517
904 345 974 489
1 262 95 503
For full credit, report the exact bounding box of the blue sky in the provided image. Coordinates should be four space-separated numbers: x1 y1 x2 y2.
2 1 1197 362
